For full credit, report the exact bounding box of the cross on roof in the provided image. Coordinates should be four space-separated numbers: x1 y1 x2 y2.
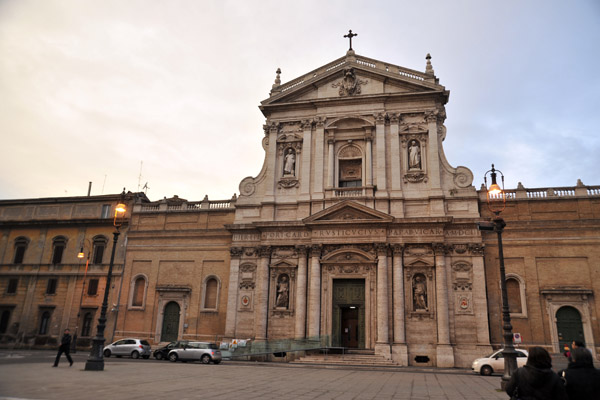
344 30 357 51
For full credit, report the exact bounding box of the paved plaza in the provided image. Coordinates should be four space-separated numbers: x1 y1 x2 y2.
0 350 510 400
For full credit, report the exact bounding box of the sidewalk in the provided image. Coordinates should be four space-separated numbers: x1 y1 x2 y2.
0 351 508 400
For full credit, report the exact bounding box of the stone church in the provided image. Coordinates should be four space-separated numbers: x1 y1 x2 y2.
224 47 488 368
1 43 598 369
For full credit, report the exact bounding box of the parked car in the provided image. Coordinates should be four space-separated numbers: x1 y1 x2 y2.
168 341 222 364
103 338 152 359
472 349 528 376
153 341 188 360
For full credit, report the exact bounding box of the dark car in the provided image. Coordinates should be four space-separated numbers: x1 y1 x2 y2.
153 341 188 360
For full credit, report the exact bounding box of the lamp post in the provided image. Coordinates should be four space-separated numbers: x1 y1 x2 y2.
85 190 127 371
71 243 91 353
477 165 517 389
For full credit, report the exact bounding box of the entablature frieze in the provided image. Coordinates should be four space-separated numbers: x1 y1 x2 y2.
229 222 483 248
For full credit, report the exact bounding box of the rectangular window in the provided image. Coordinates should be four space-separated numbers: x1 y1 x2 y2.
52 245 64 265
101 204 111 219
13 246 26 264
7 278 18 294
87 279 99 296
93 244 105 264
46 278 57 295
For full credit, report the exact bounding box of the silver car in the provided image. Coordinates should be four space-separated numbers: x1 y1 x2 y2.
103 338 152 359
168 341 222 364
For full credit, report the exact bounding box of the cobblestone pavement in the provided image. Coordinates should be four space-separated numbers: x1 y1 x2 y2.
0 350 508 400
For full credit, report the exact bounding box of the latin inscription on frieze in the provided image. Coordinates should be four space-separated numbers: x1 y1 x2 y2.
389 228 444 237
232 233 261 242
315 228 386 238
445 228 478 237
262 231 311 240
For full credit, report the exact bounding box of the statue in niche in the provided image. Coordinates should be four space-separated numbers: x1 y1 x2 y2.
283 149 296 176
413 274 428 311
408 140 421 170
276 274 289 308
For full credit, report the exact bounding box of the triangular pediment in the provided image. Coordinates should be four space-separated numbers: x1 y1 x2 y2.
262 53 445 107
303 200 393 225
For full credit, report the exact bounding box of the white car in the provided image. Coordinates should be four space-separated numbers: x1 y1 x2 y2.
472 349 528 376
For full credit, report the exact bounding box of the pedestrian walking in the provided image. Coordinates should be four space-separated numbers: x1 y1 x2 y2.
53 328 74 367
505 346 567 400
558 347 600 400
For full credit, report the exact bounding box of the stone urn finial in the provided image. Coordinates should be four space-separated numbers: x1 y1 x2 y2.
425 53 434 75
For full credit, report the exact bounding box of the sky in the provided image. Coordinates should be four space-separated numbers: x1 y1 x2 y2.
1 0 599 202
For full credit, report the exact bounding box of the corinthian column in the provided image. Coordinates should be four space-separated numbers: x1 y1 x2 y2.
294 246 308 339
374 113 387 196
307 245 321 338
224 247 243 338
254 246 271 340
434 243 454 367
392 245 405 344
376 244 389 344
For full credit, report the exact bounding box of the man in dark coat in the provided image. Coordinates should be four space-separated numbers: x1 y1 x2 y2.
558 347 600 400
53 328 74 367
505 346 567 400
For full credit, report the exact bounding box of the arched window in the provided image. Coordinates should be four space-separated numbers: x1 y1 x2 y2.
92 236 108 265
51 236 67 265
338 145 363 188
505 274 527 318
81 312 93 337
39 311 51 335
13 237 29 264
129 275 148 308
202 276 220 310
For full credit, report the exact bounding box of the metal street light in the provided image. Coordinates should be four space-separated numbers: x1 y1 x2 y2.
71 240 91 353
477 164 517 389
85 190 127 371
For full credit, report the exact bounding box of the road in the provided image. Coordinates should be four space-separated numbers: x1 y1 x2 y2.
0 349 517 399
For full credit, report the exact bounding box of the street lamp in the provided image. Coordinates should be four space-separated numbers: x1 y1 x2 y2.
71 241 91 353
85 190 127 371
477 165 517 389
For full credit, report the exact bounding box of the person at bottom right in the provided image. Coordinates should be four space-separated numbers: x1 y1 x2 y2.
505 346 567 400
558 347 600 400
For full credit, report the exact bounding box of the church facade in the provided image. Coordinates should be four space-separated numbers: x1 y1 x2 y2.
1 47 599 369
224 49 489 367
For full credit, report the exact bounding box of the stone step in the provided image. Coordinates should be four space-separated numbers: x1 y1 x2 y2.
292 353 396 366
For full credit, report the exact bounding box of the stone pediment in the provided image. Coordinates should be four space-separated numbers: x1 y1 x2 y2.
303 200 393 225
262 54 445 107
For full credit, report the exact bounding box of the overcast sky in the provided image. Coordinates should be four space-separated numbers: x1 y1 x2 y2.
1 0 599 201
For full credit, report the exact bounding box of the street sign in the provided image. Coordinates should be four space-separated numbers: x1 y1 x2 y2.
513 333 522 344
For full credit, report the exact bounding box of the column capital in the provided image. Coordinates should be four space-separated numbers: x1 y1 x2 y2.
295 245 308 255
259 246 272 258
391 244 404 255
374 112 386 125
389 113 400 124
433 243 450 256
230 247 243 258
309 244 322 257
375 243 388 255
314 116 326 128
301 119 313 130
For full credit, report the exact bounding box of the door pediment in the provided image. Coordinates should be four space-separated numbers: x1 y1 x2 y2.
303 200 393 225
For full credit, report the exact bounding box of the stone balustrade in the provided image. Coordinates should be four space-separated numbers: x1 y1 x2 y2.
274 55 430 95
479 182 600 201
135 196 236 213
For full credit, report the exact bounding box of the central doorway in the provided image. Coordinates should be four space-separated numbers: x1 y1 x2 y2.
332 279 365 348
340 306 359 348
